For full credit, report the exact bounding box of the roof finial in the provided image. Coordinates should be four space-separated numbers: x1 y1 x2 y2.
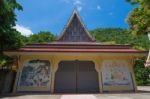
73 6 78 14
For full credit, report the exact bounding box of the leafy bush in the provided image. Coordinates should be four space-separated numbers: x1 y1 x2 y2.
0 54 13 70
134 57 150 85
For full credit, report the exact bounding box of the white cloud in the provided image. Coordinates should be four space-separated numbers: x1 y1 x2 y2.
61 0 70 3
97 5 101 10
74 0 83 12
74 0 82 5
62 0 83 12
77 6 82 12
14 24 33 36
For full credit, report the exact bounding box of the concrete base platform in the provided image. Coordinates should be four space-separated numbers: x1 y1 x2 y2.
0 86 150 99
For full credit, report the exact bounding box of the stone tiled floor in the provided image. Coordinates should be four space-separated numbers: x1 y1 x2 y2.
0 86 150 99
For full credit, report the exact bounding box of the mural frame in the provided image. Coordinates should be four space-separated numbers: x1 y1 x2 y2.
17 59 52 92
101 60 134 92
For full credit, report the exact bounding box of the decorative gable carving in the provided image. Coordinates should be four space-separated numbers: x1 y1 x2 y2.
57 10 95 42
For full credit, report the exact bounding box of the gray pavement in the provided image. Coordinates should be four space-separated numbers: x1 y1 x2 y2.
0 86 150 99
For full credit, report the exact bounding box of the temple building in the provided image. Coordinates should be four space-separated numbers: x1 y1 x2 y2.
5 10 147 93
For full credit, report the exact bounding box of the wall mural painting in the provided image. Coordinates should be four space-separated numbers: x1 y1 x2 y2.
18 60 51 87
102 60 133 90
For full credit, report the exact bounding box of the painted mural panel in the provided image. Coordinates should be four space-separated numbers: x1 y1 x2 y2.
17 60 51 92
102 60 133 91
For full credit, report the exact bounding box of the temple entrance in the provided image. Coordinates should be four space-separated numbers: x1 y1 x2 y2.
54 60 99 93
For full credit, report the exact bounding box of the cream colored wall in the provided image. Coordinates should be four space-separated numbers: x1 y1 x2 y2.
13 54 136 93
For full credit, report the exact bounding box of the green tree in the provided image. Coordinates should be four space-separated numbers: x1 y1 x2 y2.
126 0 150 35
0 0 23 53
134 57 150 85
29 31 56 43
91 28 132 44
0 0 23 68
90 28 149 50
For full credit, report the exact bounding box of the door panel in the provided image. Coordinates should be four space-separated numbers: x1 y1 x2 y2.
54 61 76 93
54 61 99 93
77 61 99 93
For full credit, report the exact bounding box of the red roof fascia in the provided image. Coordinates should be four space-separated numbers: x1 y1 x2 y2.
23 45 131 49
14 48 146 53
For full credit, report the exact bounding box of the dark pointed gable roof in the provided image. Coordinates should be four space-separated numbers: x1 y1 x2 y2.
57 10 95 42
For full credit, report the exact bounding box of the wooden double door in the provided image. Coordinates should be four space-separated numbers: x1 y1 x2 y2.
54 61 99 93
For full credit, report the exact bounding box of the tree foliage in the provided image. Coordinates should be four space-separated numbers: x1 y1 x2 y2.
0 0 23 53
0 55 13 69
134 57 150 85
126 0 150 85
91 28 132 44
0 30 56 68
126 0 150 35
0 0 23 68
90 28 150 50
28 31 56 43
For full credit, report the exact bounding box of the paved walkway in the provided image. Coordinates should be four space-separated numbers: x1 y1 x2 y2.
0 86 150 99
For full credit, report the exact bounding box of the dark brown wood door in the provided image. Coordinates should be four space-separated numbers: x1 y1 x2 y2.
54 61 76 93
54 61 99 93
77 61 99 93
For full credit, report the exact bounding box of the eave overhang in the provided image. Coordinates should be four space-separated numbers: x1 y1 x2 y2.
4 43 148 58
4 48 148 58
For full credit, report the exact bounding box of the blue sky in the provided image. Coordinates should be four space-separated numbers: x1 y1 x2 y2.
14 0 135 36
